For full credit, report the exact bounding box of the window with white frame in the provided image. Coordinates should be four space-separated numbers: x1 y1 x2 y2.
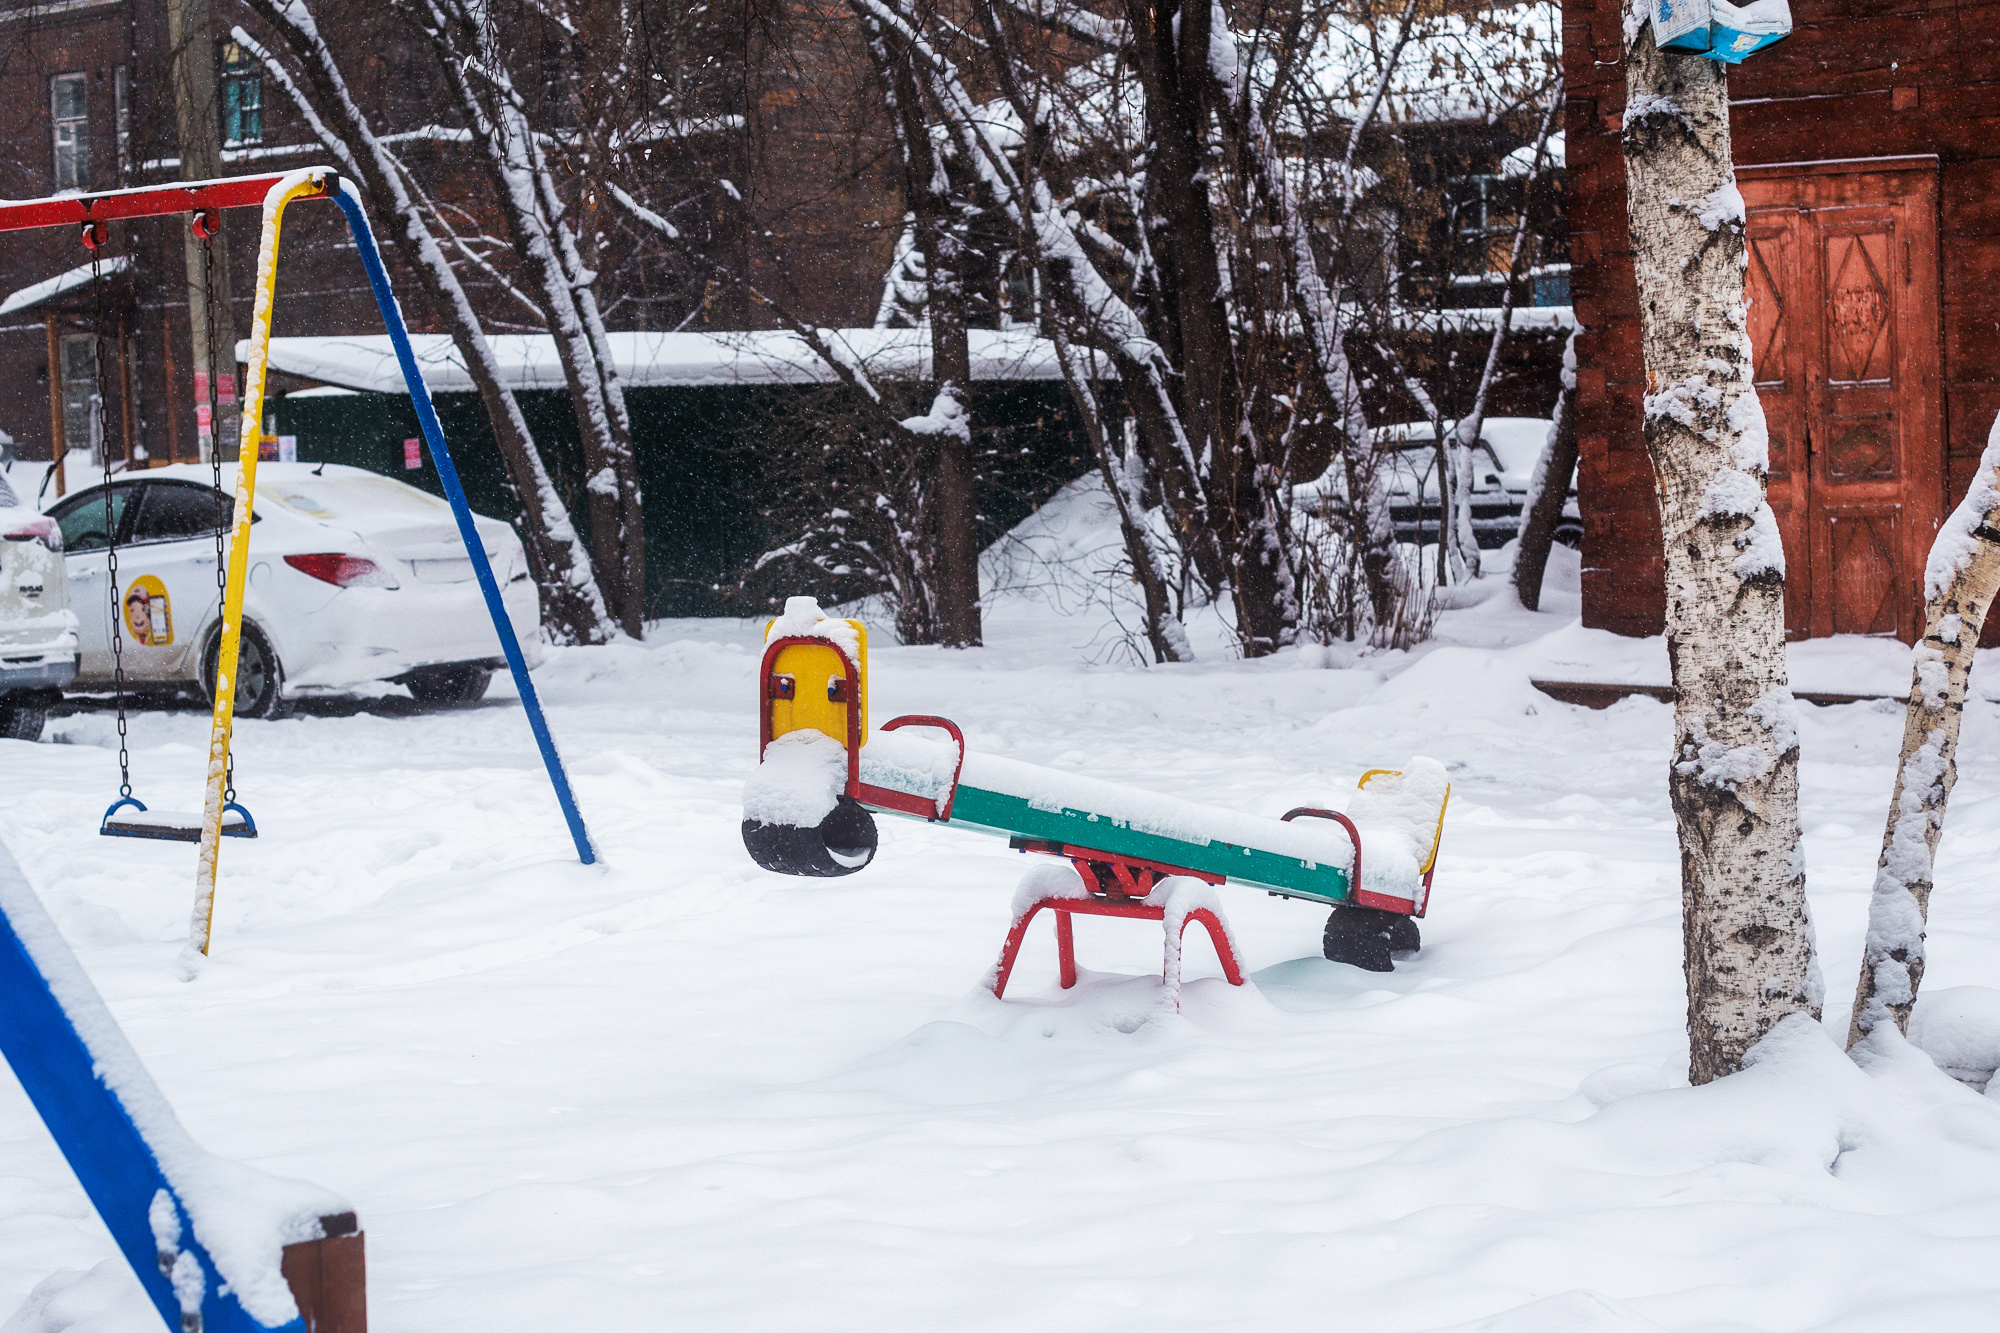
51 73 88 191
220 41 263 146
59 334 102 460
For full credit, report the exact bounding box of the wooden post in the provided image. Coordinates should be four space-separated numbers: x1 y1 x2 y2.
117 313 136 468
280 1213 367 1333
161 310 184 465
44 314 66 497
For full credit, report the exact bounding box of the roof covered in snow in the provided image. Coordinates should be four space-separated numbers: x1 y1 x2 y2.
0 255 132 318
243 329 1110 394
1302 3 1560 125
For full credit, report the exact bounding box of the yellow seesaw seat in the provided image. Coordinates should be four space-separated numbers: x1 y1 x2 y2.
1348 762 1451 915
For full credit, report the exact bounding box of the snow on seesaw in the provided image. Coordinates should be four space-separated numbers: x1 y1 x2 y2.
3 480 2000 1332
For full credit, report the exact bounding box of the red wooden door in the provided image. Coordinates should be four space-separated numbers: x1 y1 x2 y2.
1739 159 1943 643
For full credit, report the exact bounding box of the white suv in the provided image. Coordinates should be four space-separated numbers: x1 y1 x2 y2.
0 457 79 741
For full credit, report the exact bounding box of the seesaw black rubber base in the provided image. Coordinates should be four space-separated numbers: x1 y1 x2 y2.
1323 904 1421 972
742 797 878 877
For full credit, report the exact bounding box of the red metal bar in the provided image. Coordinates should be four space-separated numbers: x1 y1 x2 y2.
1281 806 1378 909
854 783 938 820
0 172 335 235
876 715 965 820
991 892 1247 998
1009 837 1225 889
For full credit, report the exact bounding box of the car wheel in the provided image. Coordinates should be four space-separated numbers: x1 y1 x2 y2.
0 695 48 742
202 623 292 721
405 664 493 707
1553 519 1583 550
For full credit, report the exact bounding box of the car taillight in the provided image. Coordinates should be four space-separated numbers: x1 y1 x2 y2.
2 517 62 552
283 553 398 588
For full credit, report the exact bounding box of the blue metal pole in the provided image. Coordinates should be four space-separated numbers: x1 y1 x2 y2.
327 182 597 865
0 841 305 1333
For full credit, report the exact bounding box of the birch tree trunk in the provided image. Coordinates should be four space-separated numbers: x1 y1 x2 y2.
1513 329 1578 612
1210 10 1402 628
871 22 981 648
1847 415 2000 1046
240 1 613 646
422 0 647 639
859 0 1196 658
1623 27 1820 1083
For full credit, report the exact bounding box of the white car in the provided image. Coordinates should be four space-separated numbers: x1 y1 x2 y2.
0 461 79 741
45 463 539 717
1370 417 1579 550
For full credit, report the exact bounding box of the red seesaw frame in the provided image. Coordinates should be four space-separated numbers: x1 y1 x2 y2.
992 844 1246 1001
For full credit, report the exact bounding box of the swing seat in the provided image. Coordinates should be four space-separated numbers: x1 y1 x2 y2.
100 797 257 842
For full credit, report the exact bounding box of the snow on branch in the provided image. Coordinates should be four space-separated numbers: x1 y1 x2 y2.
993 0 1127 50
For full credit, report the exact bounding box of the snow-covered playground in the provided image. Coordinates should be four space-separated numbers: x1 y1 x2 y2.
2 484 1999 1332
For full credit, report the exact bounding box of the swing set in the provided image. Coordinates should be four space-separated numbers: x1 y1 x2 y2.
0 167 613 1332
0 167 598 955
86 201 259 844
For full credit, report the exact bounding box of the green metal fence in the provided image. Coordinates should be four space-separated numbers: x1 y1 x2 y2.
274 382 1092 618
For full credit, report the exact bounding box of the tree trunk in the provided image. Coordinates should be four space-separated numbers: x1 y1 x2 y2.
877 26 981 647
1514 330 1578 612
1131 0 1293 656
1623 28 1820 1083
855 0 1194 655
1847 414 2000 1046
241 0 613 645
432 0 646 638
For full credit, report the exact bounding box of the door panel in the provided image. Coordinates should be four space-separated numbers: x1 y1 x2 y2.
1745 211 1809 636
1824 507 1902 636
117 482 229 681
1739 161 1943 643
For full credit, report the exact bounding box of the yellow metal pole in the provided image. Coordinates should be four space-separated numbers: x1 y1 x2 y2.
187 169 328 961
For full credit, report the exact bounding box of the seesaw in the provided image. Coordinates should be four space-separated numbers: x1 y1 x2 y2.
740 598 1450 990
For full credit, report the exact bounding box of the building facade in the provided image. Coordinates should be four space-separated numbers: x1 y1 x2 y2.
1566 0 1997 644
0 0 888 485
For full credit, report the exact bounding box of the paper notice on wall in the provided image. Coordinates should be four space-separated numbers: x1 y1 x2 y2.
1654 0 1711 50
1707 0 1792 62
404 438 423 470
279 435 297 463
1654 0 1791 62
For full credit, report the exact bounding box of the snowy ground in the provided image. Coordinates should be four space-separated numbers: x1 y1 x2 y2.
3 486 2000 1331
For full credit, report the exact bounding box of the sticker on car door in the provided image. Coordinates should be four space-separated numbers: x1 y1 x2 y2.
123 574 172 646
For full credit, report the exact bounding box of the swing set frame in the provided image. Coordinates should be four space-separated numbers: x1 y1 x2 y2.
0 167 612 1332
0 168 598 956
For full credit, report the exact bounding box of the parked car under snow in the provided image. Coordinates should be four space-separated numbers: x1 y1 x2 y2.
0 462 78 741
1371 417 1581 551
45 463 537 718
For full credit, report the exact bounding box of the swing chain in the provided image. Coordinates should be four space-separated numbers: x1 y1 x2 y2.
86 217 132 798
199 217 238 810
